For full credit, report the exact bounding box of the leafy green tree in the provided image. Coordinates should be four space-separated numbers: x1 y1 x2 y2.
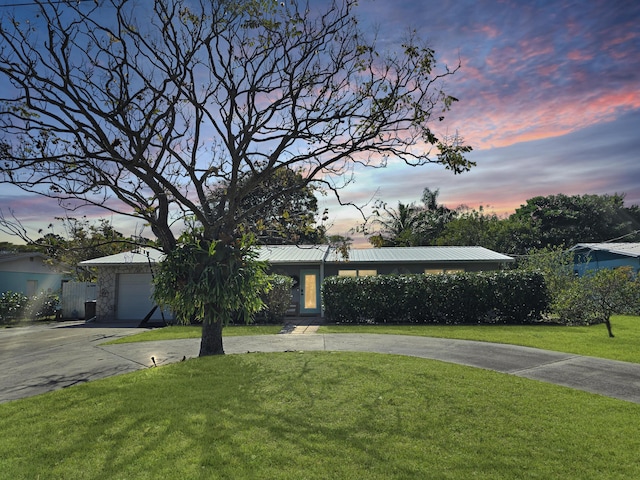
567 267 640 337
510 193 640 249
413 187 458 244
208 168 326 245
153 236 270 355
33 217 145 281
435 206 499 247
435 207 535 254
0 0 472 355
518 246 576 313
518 247 640 336
0 214 143 280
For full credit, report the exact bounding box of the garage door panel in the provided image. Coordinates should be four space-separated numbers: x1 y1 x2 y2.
117 273 170 321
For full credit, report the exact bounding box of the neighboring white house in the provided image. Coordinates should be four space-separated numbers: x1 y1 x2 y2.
81 245 514 323
0 252 69 296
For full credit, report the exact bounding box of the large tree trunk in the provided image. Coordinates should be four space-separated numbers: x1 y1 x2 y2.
199 314 225 356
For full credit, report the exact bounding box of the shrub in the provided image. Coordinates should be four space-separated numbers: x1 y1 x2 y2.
260 274 294 323
0 291 28 324
322 271 548 325
26 292 60 319
518 247 640 332
556 267 640 337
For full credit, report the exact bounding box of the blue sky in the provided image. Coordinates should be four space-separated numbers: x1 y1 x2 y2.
1 0 639 246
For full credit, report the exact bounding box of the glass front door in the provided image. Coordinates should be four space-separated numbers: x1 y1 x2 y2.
300 269 321 314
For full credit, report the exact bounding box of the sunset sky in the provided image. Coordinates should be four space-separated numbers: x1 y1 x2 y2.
322 0 640 245
1 0 639 247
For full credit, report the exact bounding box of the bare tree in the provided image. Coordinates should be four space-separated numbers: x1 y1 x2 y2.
0 0 473 355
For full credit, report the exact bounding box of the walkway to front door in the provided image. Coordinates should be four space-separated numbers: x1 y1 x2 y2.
279 317 323 334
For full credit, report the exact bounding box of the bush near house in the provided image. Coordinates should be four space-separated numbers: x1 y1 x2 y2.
0 291 60 325
26 292 60 319
322 271 548 325
259 274 294 323
518 247 640 335
0 291 28 325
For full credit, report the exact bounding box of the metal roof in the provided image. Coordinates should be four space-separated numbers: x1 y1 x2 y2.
79 248 165 266
80 245 513 266
255 245 329 264
333 246 514 264
0 252 49 264
572 243 640 258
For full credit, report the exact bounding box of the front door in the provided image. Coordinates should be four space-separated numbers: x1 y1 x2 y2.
300 269 321 315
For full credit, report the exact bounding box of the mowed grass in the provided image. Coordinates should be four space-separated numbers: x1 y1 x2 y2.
104 324 283 344
319 315 640 363
110 316 640 364
1 351 639 479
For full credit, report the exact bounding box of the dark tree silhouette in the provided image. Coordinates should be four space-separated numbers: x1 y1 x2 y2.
0 0 472 355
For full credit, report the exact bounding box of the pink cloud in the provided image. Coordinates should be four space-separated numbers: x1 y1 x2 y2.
603 30 638 49
566 50 593 62
536 63 560 76
474 25 500 39
442 79 640 150
516 38 555 63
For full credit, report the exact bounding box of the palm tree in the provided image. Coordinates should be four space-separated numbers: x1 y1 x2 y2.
369 187 457 247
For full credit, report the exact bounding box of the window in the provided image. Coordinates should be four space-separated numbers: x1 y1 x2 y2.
358 270 377 276
425 268 465 275
338 270 357 277
338 269 377 277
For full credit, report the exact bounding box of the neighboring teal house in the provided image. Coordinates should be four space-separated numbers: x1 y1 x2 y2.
571 243 640 276
0 252 69 296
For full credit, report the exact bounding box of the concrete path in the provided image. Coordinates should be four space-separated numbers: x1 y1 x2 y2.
2 322 640 404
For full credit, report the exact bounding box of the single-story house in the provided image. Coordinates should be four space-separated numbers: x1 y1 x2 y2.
81 245 514 323
571 243 640 276
0 252 69 296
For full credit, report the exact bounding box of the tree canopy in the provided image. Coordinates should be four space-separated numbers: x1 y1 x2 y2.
369 190 640 254
368 188 456 247
0 0 472 354
510 193 640 249
207 167 326 245
36 217 148 281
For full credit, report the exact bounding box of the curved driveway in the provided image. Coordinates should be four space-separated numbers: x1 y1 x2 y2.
2 322 640 404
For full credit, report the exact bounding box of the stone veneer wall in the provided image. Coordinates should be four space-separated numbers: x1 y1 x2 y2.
96 264 151 322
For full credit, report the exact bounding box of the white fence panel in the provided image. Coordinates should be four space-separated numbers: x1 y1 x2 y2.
62 282 97 319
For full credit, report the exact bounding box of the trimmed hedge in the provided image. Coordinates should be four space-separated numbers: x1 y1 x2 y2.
322 271 548 325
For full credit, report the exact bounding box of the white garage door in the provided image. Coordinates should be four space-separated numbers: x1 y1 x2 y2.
116 273 169 321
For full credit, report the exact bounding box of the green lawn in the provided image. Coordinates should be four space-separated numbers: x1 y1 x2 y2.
318 315 640 363
109 316 640 364
1 351 638 479
104 324 283 344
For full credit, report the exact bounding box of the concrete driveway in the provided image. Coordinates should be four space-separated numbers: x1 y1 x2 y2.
2 321 640 404
0 321 143 403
